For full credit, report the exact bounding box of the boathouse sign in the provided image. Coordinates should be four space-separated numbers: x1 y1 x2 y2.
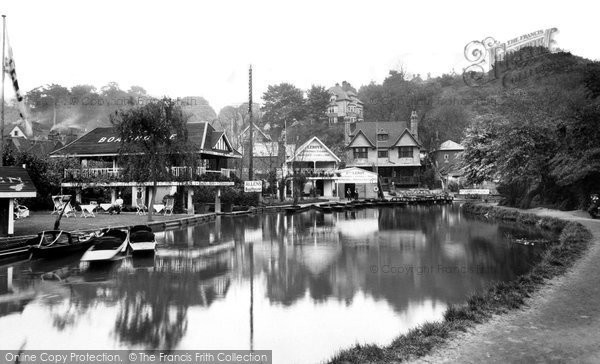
97 134 177 143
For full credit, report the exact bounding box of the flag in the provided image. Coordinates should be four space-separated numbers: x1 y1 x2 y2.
3 27 32 137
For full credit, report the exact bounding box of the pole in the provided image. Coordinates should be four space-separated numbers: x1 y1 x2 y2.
1 15 6 167
248 65 254 181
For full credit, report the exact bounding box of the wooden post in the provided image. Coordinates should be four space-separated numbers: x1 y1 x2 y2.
75 188 82 203
8 198 14 236
187 188 194 214
215 187 221 213
131 186 136 206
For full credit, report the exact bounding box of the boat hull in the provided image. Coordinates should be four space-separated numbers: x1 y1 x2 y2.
30 241 94 260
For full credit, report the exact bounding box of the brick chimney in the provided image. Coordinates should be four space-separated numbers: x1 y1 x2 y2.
410 110 418 138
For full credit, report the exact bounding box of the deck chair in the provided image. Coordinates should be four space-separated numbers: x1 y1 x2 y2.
62 202 76 218
164 198 174 216
51 196 63 215
136 198 147 215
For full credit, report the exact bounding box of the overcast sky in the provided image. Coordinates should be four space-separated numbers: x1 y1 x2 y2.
2 0 599 112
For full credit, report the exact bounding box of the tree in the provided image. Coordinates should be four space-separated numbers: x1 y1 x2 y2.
261 83 305 134
305 85 330 125
112 98 195 220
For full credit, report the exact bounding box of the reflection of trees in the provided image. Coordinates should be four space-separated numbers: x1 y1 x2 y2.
113 255 232 349
239 205 548 312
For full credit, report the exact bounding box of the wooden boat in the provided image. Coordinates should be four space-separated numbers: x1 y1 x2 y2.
29 231 95 260
80 229 129 262
128 225 156 254
318 204 334 213
331 203 348 211
284 205 309 215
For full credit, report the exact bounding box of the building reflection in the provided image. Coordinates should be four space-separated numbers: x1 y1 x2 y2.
0 204 550 354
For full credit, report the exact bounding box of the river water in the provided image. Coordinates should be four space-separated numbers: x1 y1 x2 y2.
0 205 552 364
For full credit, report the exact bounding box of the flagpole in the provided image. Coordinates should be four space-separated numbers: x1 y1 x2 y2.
1 15 6 167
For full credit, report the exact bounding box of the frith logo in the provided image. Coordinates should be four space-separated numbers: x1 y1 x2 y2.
463 28 558 87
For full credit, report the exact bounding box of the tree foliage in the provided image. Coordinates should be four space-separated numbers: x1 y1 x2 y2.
261 83 305 132
461 53 600 209
112 98 195 219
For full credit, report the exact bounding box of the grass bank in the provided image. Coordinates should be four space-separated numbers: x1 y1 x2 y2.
328 203 592 364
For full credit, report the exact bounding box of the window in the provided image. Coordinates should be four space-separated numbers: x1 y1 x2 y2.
354 147 368 159
399 147 412 158
377 133 389 141
378 149 388 158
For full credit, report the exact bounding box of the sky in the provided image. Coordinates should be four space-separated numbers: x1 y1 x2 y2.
2 0 599 112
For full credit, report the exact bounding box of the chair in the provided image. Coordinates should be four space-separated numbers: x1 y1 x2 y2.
136 198 147 215
63 202 76 218
51 196 63 215
164 198 174 216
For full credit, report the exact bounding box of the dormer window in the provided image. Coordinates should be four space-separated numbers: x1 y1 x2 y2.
377 133 389 141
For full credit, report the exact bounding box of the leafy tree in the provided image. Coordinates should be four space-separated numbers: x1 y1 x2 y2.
112 98 195 220
261 83 305 134
305 85 330 125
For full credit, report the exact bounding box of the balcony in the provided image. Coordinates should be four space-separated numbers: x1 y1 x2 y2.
392 176 420 186
64 166 235 182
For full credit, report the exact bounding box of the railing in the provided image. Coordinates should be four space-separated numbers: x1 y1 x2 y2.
64 168 123 179
392 176 420 185
64 166 234 181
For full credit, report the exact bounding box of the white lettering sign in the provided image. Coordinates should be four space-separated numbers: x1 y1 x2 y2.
244 180 262 193
459 189 490 195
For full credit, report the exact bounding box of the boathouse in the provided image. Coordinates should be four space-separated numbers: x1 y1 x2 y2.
284 136 340 198
49 122 241 213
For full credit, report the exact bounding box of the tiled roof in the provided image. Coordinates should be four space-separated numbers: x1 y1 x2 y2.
50 122 240 158
349 121 419 148
438 140 464 151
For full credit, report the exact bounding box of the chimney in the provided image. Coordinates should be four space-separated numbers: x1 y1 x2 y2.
410 110 418 138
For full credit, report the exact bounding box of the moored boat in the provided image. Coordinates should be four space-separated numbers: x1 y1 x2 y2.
29 231 95 260
128 225 156 254
80 229 129 262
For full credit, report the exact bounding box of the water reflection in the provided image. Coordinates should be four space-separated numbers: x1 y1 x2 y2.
0 205 551 363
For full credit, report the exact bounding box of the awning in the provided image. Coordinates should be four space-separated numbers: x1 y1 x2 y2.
0 166 37 198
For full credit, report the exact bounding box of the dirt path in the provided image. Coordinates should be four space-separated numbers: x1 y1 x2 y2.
412 208 600 364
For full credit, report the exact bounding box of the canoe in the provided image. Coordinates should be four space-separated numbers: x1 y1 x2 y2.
128 225 156 254
80 229 129 262
29 231 95 260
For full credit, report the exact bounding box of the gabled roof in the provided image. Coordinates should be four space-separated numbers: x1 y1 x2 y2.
287 136 340 163
438 140 465 151
239 124 272 141
50 122 241 158
348 121 420 148
347 130 376 148
392 129 422 147
328 84 363 105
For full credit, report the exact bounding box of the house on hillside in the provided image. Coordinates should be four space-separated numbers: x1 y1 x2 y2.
49 122 241 213
345 111 423 191
432 140 468 190
327 83 364 125
5 121 51 140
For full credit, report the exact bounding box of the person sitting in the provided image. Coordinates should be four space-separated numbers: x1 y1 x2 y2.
108 195 124 215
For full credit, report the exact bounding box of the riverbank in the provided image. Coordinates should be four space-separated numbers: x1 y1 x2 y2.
328 203 595 363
